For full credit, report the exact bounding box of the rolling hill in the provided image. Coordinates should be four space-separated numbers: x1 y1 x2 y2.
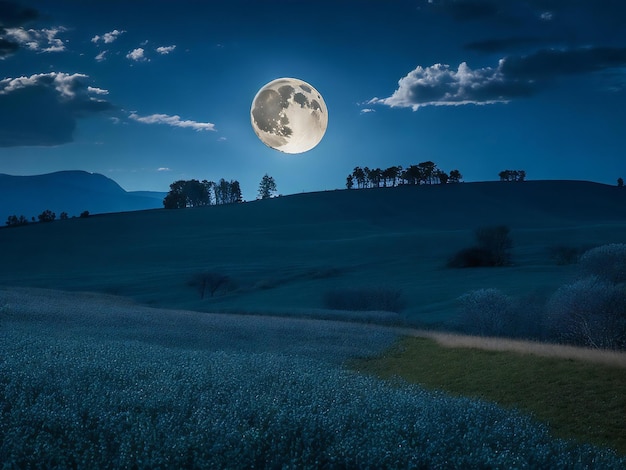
0 170 166 222
0 180 625 325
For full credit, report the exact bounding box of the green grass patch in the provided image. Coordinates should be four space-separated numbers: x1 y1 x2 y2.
352 336 626 455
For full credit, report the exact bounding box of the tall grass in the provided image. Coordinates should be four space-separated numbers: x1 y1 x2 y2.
354 335 626 455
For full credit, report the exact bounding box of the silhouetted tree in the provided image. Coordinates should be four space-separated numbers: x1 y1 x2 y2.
475 225 513 266
618 177 624 187
382 166 401 187
163 180 187 208
5 215 28 227
403 165 422 185
80 211 90 218
60 212 68 220
38 210 55 223
346 175 354 189
258 174 277 199
214 178 230 205
366 168 382 188
449 169 462 183
352 167 366 188
229 180 243 203
435 169 449 184
164 179 211 208
418 161 437 184
448 225 513 268
499 170 526 182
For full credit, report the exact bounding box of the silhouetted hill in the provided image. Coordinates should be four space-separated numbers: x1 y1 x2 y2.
0 179 625 321
0 171 166 221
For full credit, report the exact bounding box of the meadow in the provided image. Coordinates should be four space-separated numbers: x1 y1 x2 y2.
1 181 626 466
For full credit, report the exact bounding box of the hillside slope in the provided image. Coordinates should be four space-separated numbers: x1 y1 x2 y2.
0 180 625 324
0 171 166 222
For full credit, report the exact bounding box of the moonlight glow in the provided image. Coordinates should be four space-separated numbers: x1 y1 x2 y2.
250 78 328 154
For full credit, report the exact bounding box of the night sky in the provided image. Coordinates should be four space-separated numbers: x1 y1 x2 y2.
1 0 625 200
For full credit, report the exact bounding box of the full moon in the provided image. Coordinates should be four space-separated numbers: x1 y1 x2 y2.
250 78 328 154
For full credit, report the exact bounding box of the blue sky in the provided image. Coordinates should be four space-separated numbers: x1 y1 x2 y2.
1 0 625 200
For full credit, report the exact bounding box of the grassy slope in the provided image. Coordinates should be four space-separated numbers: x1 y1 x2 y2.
1 180 625 325
352 336 626 455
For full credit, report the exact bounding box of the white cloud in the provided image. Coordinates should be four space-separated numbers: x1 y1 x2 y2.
371 47 626 111
4 27 67 53
156 45 176 55
0 72 92 98
129 112 216 132
360 108 375 114
540 11 553 21
157 167 172 172
95 50 107 62
369 61 529 110
126 47 147 62
87 86 109 95
91 29 125 44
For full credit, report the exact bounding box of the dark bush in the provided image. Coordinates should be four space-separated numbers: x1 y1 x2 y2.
548 245 587 266
447 247 494 268
37 209 56 223
323 287 406 313
5 215 28 227
80 211 90 218
189 272 235 299
448 225 512 268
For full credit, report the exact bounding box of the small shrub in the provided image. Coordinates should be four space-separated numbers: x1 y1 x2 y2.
324 286 406 313
189 272 235 299
579 244 626 284
79 211 90 218
548 245 586 266
447 247 494 268
546 276 626 349
448 225 512 268
457 288 516 337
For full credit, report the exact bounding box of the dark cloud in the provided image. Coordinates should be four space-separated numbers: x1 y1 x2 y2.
500 47 626 79
0 0 38 28
465 37 551 53
371 47 626 110
0 36 18 56
0 0 38 57
0 72 115 147
445 0 498 20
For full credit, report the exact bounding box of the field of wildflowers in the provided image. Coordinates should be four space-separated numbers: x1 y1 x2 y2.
1 288 624 468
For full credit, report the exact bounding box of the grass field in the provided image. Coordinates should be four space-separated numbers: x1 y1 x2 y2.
1 181 625 327
1 181 626 466
352 335 626 455
1 288 625 467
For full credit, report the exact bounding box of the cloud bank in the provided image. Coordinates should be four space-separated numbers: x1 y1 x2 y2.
371 47 626 110
0 72 114 146
129 113 216 132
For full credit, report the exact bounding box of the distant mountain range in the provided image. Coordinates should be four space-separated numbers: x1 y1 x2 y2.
0 171 166 222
